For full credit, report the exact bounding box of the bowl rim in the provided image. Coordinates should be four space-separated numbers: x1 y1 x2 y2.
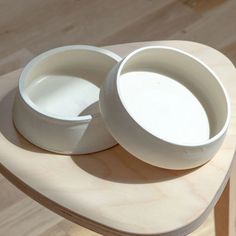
19 45 121 122
115 45 231 147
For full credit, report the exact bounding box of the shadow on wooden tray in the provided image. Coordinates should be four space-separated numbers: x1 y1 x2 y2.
0 88 197 184
71 145 197 184
0 88 47 153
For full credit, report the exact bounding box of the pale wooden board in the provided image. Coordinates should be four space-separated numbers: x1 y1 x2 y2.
0 41 236 236
0 197 62 236
0 173 25 212
169 0 236 49
0 0 175 58
179 0 226 12
99 1 199 46
0 1 236 235
0 48 34 76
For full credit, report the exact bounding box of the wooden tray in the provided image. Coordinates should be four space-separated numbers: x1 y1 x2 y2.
0 41 236 236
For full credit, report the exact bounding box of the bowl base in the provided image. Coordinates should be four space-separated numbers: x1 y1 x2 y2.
26 74 99 118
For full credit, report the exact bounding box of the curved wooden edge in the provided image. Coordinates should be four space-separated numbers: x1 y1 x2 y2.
1 155 235 236
105 40 236 68
3 160 206 236
0 164 123 236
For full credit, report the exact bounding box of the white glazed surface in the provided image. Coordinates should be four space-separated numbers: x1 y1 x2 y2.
26 75 99 117
100 46 231 169
119 71 210 144
13 45 121 154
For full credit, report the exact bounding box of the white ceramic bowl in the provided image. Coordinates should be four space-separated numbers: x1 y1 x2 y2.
13 45 121 154
100 46 231 169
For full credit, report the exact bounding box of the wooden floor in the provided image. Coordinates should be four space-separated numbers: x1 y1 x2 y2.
0 0 236 235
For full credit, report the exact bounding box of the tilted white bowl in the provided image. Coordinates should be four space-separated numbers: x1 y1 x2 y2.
99 46 231 169
13 45 121 154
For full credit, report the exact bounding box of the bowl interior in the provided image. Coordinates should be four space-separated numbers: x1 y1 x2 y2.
117 47 229 145
21 47 119 119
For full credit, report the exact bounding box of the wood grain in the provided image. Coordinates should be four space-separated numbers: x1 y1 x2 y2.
0 197 61 236
100 1 199 46
0 0 174 58
0 48 33 76
0 173 26 212
169 0 236 49
179 0 226 12
0 41 236 236
214 160 236 236
1 1 236 235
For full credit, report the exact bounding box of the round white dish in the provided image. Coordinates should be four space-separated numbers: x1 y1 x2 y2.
99 46 231 169
13 45 121 154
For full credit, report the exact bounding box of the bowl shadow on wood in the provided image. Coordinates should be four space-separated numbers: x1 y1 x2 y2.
0 88 47 153
0 89 198 184
71 145 198 184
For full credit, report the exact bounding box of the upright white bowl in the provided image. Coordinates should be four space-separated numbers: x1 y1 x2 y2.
13 45 121 154
100 46 231 169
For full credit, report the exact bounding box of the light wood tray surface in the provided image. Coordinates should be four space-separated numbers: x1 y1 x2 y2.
0 41 236 236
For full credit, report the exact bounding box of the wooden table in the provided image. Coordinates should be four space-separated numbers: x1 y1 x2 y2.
0 41 236 236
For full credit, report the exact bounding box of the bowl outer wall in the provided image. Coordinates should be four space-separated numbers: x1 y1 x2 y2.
99 52 229 170
13 46 121 154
